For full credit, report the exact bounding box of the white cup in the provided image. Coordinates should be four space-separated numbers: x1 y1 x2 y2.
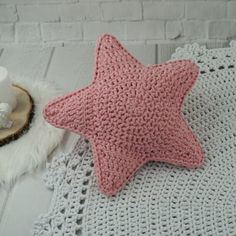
0 67 17 111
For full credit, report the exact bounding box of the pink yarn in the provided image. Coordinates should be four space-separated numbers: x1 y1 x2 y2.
43 34 204 196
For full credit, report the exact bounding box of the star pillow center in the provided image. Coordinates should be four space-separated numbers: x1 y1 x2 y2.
43 34 204 196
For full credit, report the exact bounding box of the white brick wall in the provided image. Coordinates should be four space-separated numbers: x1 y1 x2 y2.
143 2 184 20
101 2 142 21
0 0 234 46
42 22 82 41
16 23 41 42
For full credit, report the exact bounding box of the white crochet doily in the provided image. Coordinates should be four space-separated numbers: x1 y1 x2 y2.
33 43 236 236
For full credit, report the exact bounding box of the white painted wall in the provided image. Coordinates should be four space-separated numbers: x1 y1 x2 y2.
0 0 233 46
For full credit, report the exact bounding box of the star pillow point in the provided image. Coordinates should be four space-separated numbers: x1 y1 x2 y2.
43 34 204 196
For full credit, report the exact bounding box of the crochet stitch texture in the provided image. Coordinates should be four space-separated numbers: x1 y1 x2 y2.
43 34 203 195
34 42 236 236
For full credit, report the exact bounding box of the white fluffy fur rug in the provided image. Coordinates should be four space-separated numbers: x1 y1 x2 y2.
0 77 64 186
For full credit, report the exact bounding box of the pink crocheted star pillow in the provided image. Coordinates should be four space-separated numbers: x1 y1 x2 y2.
43 34 204 196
